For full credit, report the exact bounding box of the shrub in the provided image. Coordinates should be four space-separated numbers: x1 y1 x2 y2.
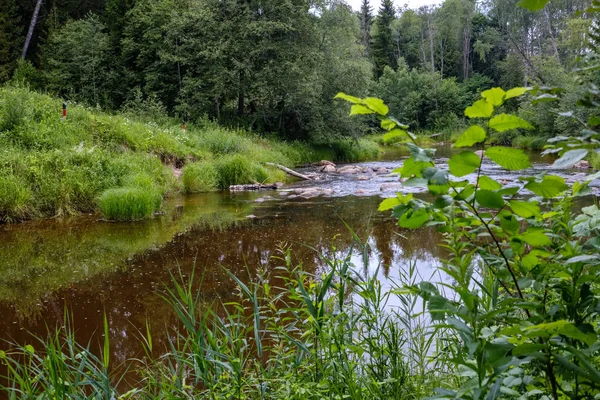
99 187 161 221
182 162 219 193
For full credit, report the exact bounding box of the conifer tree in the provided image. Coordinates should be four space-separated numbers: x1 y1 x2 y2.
372 0 397 78
359 0 373 57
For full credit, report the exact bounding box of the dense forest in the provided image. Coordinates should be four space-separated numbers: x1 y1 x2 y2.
0 0 594 142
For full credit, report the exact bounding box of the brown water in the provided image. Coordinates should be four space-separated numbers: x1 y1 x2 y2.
0 146 595 379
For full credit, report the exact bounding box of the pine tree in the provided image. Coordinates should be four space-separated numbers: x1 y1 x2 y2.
359 0 373 57
371 0 397 78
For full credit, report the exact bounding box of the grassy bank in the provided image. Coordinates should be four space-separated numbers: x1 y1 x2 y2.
0 86 380 222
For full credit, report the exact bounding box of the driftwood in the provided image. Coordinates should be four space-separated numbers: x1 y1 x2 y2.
229 183 282 191
265 162 312 181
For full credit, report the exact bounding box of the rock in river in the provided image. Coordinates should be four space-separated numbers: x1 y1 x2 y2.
380 183 403 192
320 165 336 173
337 165 362 175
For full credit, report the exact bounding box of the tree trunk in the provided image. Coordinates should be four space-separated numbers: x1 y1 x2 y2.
22 0 44 59
427 16 435 72
462 26 471 80
545 8 560 61
238 71 245 116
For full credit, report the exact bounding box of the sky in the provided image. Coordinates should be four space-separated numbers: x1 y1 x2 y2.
345 0 441 12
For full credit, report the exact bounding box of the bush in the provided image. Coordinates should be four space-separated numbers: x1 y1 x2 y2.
182 162 219 193
99 187 161 221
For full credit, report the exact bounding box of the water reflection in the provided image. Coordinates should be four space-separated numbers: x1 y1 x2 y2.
0 194 445 372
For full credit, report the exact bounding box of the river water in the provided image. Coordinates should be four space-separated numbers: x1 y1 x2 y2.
0 146 595 375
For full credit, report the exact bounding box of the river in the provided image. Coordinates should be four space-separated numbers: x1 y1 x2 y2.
0 145 595 378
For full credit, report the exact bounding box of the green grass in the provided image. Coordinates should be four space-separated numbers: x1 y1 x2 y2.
0 85 378 222
0 175 32 222
214 154 276 188
99 187 161 221
182 161 220 193
512 135 546 150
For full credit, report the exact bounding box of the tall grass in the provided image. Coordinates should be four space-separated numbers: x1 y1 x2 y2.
182 162 219 193
0 313 121 399
99 187 161 221
0 238 445 398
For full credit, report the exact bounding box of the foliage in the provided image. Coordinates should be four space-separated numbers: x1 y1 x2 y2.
340 88 600 399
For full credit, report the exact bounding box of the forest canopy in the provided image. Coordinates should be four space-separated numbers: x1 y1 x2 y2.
1 0 594 142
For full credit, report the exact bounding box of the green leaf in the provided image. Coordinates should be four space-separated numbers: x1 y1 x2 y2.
509 200 541 218
500 214 520 235
522 254 539 269
481 88 506 106
488 114 534 132
423 167 449 186
552 149 589 169
408 143 435 162
454 125 487 147
381 117 408 130
428 184 450 195
525 175 568 198
486 147 532 170
505 87 528 100
334 92 362 104
363 97 389 115
449 151 481 177
465 99 494 119
525 321 597 346
454 184 475 201
519 228 551 247
398 208 430 229
399 157 427 178
517 0 550 11
512 343 546 356
379 198 401 211
532 94 559 104
383 129 408 143
475 190 505 209
566 254 599 264
478 176 502 191
349 104 373 115
379 194 413 211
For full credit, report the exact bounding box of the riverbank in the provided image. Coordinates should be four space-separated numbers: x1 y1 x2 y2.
0 86 380 222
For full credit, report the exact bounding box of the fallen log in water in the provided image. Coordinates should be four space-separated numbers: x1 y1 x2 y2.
265 162 313 181
229 183 283 191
